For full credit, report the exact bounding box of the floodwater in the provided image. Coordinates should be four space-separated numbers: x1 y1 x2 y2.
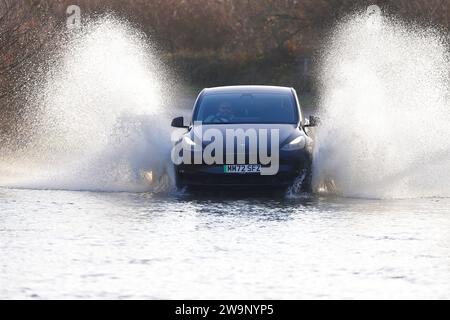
1 188 449 299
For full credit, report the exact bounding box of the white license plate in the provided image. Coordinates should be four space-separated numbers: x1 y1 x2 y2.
224 165 261 174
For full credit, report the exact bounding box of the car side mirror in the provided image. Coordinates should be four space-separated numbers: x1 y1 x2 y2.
171 116 189 128
305 115 320 128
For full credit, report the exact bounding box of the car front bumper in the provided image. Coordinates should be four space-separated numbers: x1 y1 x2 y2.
175 150 311 188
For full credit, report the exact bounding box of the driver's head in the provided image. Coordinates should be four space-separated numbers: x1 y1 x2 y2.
218 102 233 115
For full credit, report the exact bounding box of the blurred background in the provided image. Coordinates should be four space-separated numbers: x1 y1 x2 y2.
1 0 449 116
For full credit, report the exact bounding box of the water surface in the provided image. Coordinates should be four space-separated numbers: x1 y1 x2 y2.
1 188 449 299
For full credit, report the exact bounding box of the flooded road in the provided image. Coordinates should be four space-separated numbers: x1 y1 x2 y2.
1 188 449 299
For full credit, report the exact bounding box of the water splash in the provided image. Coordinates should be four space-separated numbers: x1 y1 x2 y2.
286 169 309 199
313 11 450 199
0 16 175 192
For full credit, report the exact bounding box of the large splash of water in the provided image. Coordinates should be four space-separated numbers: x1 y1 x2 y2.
0 17 174 192
3 12 449 198
314 11 450 199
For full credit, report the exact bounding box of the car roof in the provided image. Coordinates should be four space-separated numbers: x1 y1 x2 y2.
202 85 294 95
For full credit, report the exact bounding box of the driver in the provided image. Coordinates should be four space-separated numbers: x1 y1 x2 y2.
205 102 235 123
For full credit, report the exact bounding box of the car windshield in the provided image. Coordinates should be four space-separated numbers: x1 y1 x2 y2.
194 92 298 124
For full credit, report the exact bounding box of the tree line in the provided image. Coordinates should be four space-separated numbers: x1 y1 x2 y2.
1 0 449 108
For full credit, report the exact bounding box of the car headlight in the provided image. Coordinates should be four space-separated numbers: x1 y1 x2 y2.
281 136 306 151
183 136 197 146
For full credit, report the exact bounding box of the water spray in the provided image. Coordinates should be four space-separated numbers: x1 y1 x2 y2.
313 9 450 199
0 16 174 192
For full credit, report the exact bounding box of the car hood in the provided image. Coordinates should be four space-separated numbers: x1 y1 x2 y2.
189 124 301 146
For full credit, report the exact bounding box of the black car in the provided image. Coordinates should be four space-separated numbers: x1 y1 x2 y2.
170 86 318 192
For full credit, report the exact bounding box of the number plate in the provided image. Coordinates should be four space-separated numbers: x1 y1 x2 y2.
224 165 261 174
